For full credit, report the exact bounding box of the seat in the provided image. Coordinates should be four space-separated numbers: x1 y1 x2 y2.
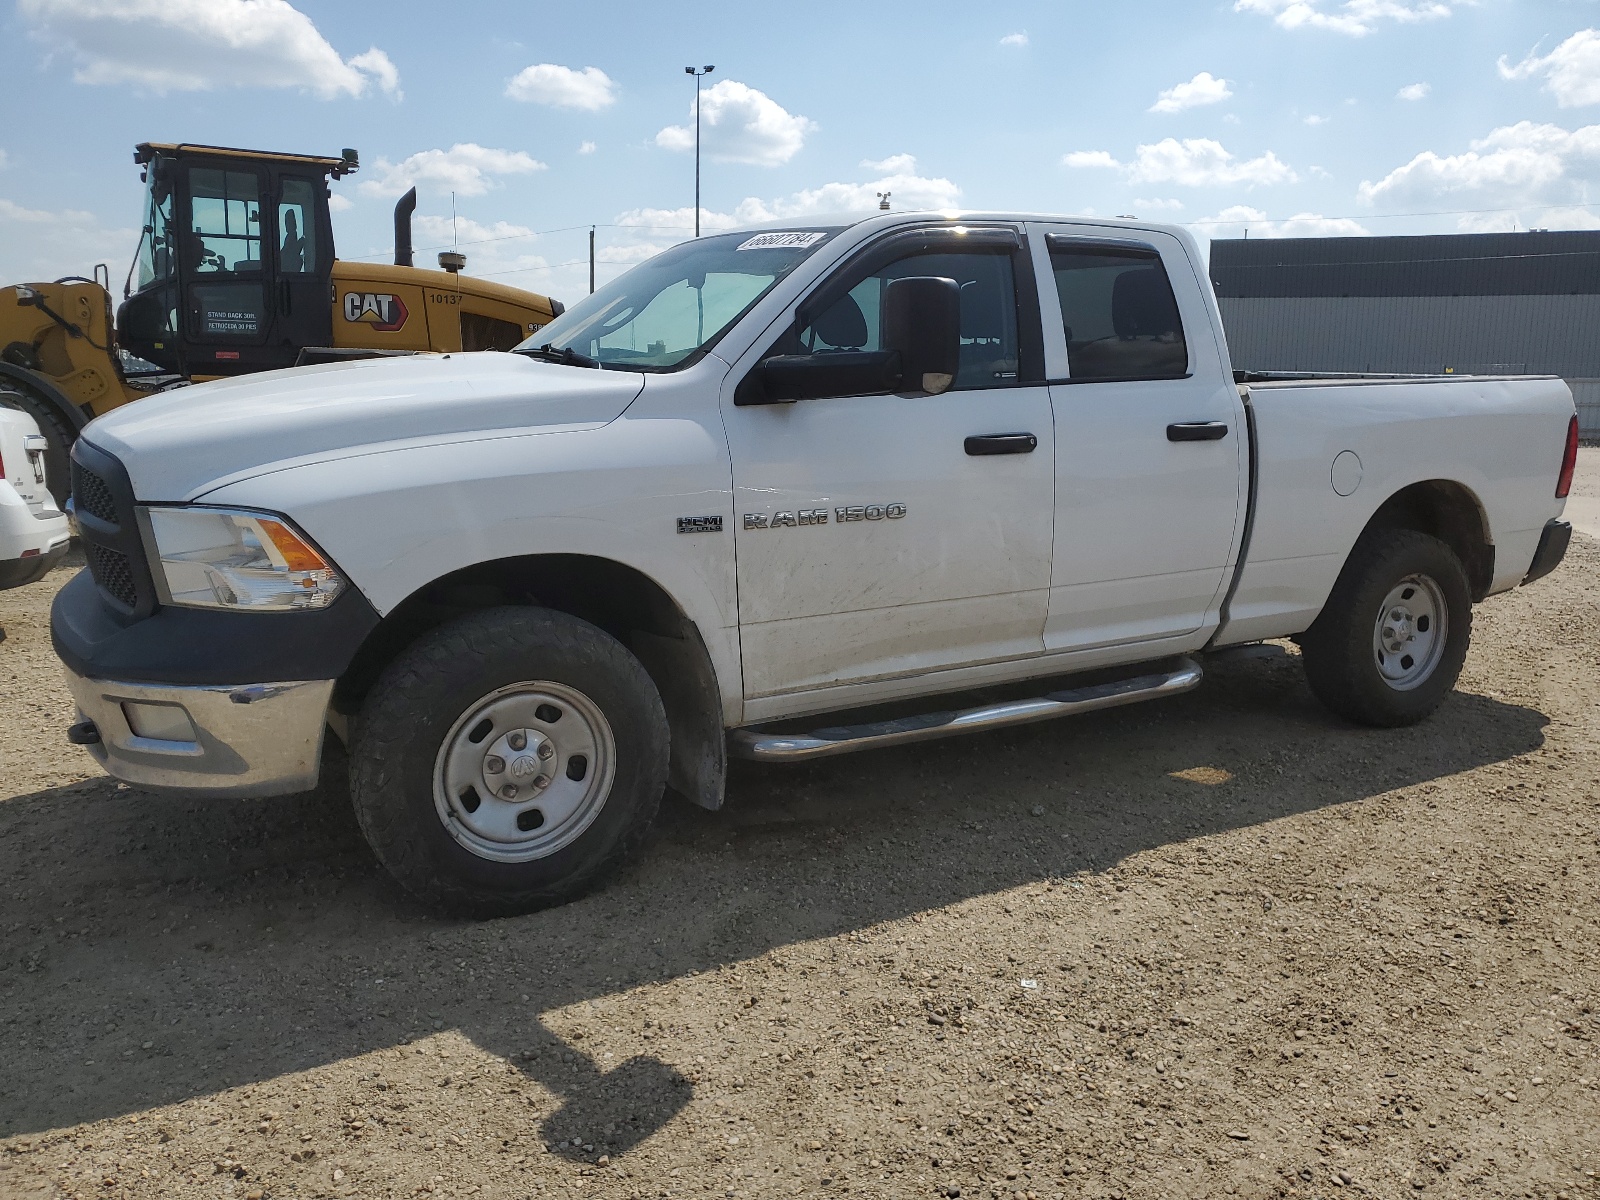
957 276 1011 385
1111 268 1181 339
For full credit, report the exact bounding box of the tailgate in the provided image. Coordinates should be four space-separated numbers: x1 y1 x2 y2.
0 410 51 516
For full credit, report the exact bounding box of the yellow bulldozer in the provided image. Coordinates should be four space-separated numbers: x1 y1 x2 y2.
1 142 564 503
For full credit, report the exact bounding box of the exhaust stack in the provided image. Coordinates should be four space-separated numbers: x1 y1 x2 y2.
393 187 417 267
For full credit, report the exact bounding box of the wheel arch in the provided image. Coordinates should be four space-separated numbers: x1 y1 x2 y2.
333 552 729 811
1358 479 1494 600
0 362 90 432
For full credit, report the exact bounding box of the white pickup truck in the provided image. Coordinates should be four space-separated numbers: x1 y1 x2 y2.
52 212 1578 914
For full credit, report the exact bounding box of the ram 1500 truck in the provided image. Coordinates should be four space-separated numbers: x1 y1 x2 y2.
52 212 1580 914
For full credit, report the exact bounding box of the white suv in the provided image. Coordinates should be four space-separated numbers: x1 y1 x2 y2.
0 394 71 589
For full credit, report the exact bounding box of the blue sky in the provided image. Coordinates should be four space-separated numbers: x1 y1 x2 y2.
5 0 1600 305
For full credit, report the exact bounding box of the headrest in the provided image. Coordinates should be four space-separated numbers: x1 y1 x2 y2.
960 279 1003 340
812 294 868 349
1112 268 1180 339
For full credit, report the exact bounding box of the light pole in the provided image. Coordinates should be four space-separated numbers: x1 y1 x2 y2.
685 65 714 237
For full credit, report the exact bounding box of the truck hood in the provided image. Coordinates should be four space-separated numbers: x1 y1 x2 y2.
83 353 646 502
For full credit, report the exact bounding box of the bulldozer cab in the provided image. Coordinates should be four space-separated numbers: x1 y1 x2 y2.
118 143 356 378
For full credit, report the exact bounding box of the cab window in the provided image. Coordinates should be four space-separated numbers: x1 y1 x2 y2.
135 165 176 289
798 249 1021 390
189 168 263 274
1050 241 1188 381
277 177 320 274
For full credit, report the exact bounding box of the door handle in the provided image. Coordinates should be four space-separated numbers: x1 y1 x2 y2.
964 433 1038 456
1167 421 1229 442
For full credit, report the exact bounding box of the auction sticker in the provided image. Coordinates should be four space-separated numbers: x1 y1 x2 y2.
736 231 829 251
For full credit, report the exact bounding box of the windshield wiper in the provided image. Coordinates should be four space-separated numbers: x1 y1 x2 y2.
517 343 599 369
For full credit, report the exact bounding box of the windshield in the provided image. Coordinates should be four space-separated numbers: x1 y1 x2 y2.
517 228 841 371
132 161 176 291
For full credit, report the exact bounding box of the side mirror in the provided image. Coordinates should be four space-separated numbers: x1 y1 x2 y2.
748 350 902 403
883 275 960 395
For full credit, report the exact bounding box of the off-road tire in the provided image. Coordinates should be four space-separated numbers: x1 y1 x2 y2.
0 383 75 509
349 607 669 916
1299 529 1472 727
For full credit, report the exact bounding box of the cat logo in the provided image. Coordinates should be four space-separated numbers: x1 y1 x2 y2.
342 291 409 332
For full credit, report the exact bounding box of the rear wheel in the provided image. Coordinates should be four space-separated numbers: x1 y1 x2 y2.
349 607 669 916
1299 529 1472 727
0 382 75 509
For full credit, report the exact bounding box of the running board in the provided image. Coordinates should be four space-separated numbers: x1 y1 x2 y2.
729 657 1203 762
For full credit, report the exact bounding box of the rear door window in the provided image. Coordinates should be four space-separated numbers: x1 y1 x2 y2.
1049 239 1187 381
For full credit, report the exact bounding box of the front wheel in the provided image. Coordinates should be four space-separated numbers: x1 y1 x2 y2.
349 607 669 916
1299 529 1473 727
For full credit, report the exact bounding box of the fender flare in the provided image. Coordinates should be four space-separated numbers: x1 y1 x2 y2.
0 362 90 432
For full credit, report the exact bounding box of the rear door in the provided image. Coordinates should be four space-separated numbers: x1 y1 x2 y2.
1031 224 1246 653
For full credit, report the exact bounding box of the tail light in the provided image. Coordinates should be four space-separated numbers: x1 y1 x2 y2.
1556 414 1579 499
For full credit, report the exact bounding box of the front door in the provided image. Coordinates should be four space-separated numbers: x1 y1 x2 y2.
269 174 334 357
1032 224 1246 653
182 162 271 371
724 227 1057 700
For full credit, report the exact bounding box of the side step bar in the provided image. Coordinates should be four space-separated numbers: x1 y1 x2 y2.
730 657 1203 762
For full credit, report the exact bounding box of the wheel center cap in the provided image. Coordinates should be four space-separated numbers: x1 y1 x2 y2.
508 754 540 779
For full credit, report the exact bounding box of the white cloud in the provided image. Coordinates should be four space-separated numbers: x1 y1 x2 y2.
1397 82 1431 100
1358 121 1600 212
1066 138 1296 187
1304 114 1329 125
326 193 353 212
17 0 400 97
1062 150 1120 170
578 141 597 155
0 197 136 284
1234 0 1451 36
656 80 815 166
1194 205 1370 237
861 154 916 173
1150 72 1233 114
1000 31 1029 46
505 63 616 110
1499 30 1600 109
358 144 545 198
615 155 960 235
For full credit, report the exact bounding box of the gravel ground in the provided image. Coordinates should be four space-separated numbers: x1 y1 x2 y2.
2 522 1597 1200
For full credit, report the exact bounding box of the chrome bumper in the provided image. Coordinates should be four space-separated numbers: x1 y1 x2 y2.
64 669 334 798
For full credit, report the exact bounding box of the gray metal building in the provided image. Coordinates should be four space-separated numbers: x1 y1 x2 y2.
1210 230 1600 437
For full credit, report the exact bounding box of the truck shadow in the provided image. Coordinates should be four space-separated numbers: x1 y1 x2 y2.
0 650 1550 1156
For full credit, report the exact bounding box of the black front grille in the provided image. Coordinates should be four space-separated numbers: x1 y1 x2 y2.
84 542 137 608
72 462 118 525
70 439 156 619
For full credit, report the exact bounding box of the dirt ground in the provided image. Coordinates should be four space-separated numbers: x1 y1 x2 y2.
2 509 1598 1200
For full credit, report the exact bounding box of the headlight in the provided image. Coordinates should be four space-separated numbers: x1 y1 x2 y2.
144 507 346 611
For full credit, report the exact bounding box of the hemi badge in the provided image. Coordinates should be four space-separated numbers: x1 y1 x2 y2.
676 515 724 534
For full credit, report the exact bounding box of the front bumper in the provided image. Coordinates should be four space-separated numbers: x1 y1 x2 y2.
65 668 334 798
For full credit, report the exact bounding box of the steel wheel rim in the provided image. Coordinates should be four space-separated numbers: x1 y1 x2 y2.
433 681 617 863
1371 573 1448 691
